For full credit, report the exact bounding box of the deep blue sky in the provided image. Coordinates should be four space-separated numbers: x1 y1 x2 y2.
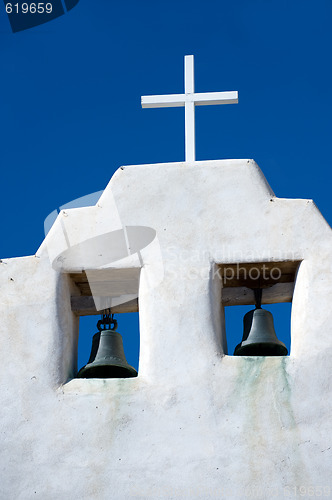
0 0 331 369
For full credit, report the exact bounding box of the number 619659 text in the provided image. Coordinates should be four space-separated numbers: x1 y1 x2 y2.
6 3 53 14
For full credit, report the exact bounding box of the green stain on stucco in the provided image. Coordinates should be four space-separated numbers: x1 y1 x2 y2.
229 356 308 491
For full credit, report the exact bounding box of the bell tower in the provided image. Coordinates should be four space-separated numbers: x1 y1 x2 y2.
1 55 332 499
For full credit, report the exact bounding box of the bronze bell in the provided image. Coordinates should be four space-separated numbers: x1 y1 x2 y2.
234 289 288 356
77 313 137 379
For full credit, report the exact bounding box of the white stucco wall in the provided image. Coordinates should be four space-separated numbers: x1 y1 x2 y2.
1 159 332 499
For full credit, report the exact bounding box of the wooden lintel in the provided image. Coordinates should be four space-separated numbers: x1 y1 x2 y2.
69 268 140 297
218 260 301 289
222 282 294 306
71 296 139 316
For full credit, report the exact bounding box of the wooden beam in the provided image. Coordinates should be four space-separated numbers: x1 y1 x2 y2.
71 296 138 316
222 282 294 306
69 268 140 297
218 260 301 289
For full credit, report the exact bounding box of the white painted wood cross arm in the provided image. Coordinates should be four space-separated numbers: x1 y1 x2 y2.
141 55 238 163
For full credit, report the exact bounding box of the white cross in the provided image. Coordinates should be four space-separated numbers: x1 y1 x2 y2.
141 55 238 163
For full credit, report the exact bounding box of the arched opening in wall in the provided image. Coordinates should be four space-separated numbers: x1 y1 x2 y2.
69 267 140 378
77 312 140 375
219 261 301 356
